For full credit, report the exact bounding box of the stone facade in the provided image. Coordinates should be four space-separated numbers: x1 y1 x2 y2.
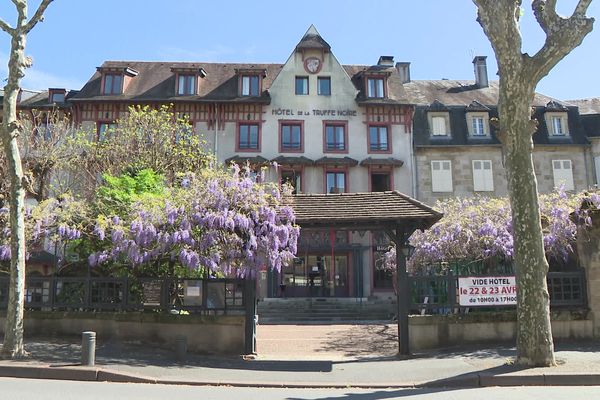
416 145 591 205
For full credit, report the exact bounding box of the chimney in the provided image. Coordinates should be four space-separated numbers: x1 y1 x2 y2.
473 56 488 88
396 62 411 83
377 55 394 67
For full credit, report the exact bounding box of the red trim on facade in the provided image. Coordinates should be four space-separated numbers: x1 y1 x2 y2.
278 119 305 153
322 120 349 154
367 123 393 154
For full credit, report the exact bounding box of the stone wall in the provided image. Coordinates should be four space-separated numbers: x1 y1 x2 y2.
409 311 592 350
0 312 246 355
416 145 589 205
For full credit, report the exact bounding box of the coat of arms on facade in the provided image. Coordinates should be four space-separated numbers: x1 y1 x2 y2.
304 57 322 74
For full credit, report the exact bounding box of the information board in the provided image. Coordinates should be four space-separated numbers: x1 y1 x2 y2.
458 276 517 306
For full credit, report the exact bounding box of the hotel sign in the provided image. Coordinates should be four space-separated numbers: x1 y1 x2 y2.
272 108 357 117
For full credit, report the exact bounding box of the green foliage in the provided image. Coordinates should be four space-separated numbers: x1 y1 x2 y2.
96 169 165 215
74 105 213 191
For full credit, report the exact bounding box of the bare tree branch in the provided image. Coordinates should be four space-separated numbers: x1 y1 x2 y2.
0 19 15 35
528 1 594 82
473 0 524 66
573 0 593 17
532 0 559 34
23 0 53 34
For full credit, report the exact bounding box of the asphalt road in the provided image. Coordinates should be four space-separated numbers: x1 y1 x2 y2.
2 378 600 400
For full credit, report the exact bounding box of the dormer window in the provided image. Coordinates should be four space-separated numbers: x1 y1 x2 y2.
172 67 206 96
428 100 450 138
544 101 569 138
466 101 490 138
242 75 260 96
98 66 139 96
178 75 196 95
48 88 66 103
467 113 490 137
367 78 385 98
103 74 123 95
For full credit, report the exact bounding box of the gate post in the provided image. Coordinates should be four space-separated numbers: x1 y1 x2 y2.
244 279 257 355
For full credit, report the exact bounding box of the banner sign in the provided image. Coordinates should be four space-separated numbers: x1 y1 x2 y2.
458 276 517 306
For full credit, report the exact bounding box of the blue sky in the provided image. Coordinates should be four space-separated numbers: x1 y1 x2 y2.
0 0 598 100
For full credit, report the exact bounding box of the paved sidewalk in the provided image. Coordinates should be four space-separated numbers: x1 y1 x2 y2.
0 324 600 388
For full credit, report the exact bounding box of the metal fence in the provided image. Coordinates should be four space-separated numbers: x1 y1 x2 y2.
0 276 248 315
409 269 587 314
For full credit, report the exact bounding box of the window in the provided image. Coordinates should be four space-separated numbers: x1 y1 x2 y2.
551 116 565 136
326 171 346 193
281 170 302 194
241 75 260 96
50 92 65 103
280 122 303 152
295 76 308 95
103 74 123 95
552 160 574 190
431 116 448 136
545 112 569 137
238 123 259 150
371 172 391 192
317 77 331 95
177 74 197 95
324 123 346 152
368 125 390 152
97 122 116 142
367 78 385 98
431 160 453 192
472 160 494 191
472 117 486 136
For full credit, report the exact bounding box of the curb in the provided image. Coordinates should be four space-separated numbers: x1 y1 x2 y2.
0 364 600 388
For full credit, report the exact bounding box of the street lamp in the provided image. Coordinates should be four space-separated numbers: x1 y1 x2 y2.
397 242 415 356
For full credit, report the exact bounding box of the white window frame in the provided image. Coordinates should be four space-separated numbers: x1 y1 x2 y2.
472 160 494 192
367 78 385 98
431 160 453 192
552 159 574 191
466 112 490 137
545 112 569 137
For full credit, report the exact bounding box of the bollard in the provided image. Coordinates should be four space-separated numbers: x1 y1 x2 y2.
175 335 187 362
81 331 96 366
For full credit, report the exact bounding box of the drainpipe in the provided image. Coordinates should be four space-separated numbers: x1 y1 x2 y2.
410 108 418 198
213 103 219 163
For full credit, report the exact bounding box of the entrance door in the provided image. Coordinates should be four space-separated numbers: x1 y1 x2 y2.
281 254 349 297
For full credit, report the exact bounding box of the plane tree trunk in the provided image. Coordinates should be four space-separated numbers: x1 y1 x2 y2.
0 0 54 359
473 0 594 366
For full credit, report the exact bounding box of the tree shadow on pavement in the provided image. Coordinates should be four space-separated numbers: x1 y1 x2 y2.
314 324 399 360
15 336 333 372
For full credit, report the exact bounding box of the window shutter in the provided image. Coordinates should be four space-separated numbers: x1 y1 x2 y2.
431 160 453 192
473 160 494 191
552 159 574 190
432 117 447 136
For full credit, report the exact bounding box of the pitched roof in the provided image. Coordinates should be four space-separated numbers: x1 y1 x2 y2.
403 80 563 107
567 98 600 115
287 191 442 231
71 61 283 103
407 80 588 147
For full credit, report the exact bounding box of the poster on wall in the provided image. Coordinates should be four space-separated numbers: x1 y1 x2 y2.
458 276 517 306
